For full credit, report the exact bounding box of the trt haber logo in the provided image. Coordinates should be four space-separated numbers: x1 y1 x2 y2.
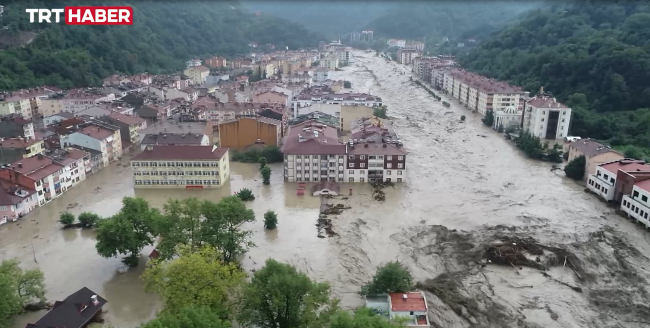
26 7 133 25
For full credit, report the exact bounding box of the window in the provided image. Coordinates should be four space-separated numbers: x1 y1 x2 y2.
187 180 195 185
369 156 377 159
398 156 403 160
387 156 392 160
633 191 639 198
397 178 402 182
135 180 143 185
297 178 302 182
360 155 365 160
349 155 355 160
360 163 365 168
604 174 608 180
150 162 158 167
349 163 354 168
397 171 403 175
642 195 648 202
387 163 392 169
132 162 140 167
623 200 627 206
349 170 354 174
541 118 545 122
610 178 614 183
398 163 403 169
360 170 365 174
386 170 391 175
349 178 354 182
378 156 384 159
338 178 343 182
141 162 149 167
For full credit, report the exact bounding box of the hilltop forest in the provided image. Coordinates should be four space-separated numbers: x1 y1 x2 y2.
460 0 650 155
0 0 320 91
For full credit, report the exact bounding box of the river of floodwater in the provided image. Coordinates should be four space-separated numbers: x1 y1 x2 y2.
4 51 650 328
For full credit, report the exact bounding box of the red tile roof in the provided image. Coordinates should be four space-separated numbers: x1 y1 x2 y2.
281 120 345 155
635 179 650 193
0 137 40 148
389 292 427 312
527 95 569 109
132 145 228 161
79 125 114 140
108 112 145 126
600 160 650 175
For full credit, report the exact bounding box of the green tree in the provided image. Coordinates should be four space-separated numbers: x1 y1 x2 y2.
236 188 255 201
373 106 388 119
482 109 495 127
263 210 278 230
624 146 644 160
0 259 46 327
261 166 272 185
259 156 268 169
59 212 75 226
95 197 160 267
360 262 413 296
156 198 205 260
201 196 256 263
460 115 466 122
77 212 101 228
142 246 245 317
329 308 407 328
546 143 563 163
564 155 586 180
343 81 352 88
515 131 544 160
139 304 231 328
238 259 338 328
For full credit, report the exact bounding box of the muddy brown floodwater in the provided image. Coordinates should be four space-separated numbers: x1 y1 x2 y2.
4 51 650 328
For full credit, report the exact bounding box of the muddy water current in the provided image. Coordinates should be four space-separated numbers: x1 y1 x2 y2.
4 52 650 328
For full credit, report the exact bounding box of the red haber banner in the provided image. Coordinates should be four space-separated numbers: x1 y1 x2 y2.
65 6 133 25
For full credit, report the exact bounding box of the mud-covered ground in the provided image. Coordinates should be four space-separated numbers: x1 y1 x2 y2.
322 52 650 328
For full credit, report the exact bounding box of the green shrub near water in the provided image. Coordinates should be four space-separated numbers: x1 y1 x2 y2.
236 188 255 201
231 146 283 163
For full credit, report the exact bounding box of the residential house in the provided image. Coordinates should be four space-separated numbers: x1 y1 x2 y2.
61 90 115 113
621 179 650 229
0 114 35 140
312 68 331 83
103 74 131 86
0 138 46 164
186 58 202 68
366 292 430 327
212 89 250 103
140 132 210 151
60 124 122 167
0 154 66 206
135 102 172 121
522 91 572 140
0 179 37 224
218 116 282 148
25 287 107 328
131 145 230 189
587 160 650 202
44 148 90 187
194 98 284 125
184 66 210 85
39 95 66 118
568 139 624 181
43 112 76 128
1 87 58 120
98 112 147 153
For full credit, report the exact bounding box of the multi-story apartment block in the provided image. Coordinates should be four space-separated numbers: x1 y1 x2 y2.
98 112 147 153
131 145 230 189
282 120 406 183
522 92 572 140
0 114 35 140
0 178 38 224
292 87 382 117
320 55 339 69
60 123 122 167
336 48 351 65
442 69 527 115
405 41 425 52
0 138 45 165
397 49 420 65
205 56 228 68
218 116 282 148
621 171 650 227
0 87 58 120
186 58 202 68
184 66 210 85
253 91 289 107
588 160 650 202
193 98 287 126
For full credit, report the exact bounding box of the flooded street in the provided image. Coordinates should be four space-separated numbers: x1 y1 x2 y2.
3 51 650 328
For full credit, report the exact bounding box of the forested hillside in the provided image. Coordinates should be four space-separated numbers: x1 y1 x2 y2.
363 1 540 45
460 0 650 153
0 0 321 90
242 1 397 39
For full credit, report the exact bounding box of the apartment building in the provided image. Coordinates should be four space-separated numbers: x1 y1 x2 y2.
184 66 210 85
62 90 116 113
397 49 420 65
320 55 339 69
60 123 122 167
336 48 351 65
0 114 35 140
131 145 230 189
0 178 38 224
135 102 173 121
442 69 527 115
205 56 227 68
0 138 46 165
186 58 202 68
253 91 289 107
621 179 650 227
405 41 425 52
218 116 282 148
282 120 406 183
98 112 147 153
0 87 58 120
587 160 650 202
312 68 331 83
522 93 572 140
193 98 286 126
292 86 382 117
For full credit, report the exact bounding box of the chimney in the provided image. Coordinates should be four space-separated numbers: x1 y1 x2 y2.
402 294 408 300
91 295 99 305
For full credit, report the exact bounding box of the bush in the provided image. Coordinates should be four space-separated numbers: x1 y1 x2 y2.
344 81 352 88
564 155 586 180
258 156 267 169
59 212 75 226
260 166 272 185
361 262 413 296
373 106 388 119
77 212 101 227
231 146 283 163
460 115 466 122
236 188 255 201
263 210 278 229
482 109 495 127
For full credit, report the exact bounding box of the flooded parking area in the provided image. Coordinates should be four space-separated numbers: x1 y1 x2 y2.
4 52 650 328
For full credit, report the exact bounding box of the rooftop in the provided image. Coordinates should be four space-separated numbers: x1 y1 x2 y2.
446 69 526 94
141 132 206 146
290 111 339 128
570 139 622 157
281 120 345 155
26 287 107 328
220 115 282 127
0 179 36 206
0 113 32 125
0 137 40 149
635 179 650 193
600 160 650 175
132 145 228 161
348 143 407 156
527 95 569 109
389 292 427 312
107 112 145 126
79 125 114 140
4 154 64 181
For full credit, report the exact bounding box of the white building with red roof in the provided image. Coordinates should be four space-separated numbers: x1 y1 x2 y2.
522 90 572 140
365 292 430 327
587 159 650 202
622 178 650 228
